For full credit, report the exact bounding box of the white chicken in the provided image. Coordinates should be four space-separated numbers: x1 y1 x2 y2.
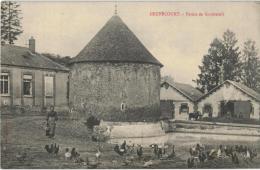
95 148 101 160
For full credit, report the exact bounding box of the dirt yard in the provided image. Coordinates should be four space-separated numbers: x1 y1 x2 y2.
1 114 260 169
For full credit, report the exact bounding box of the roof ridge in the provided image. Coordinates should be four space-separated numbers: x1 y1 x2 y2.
227 80 260 101
162 80 202 102
40 53 69 70
3 44 28 50
1 45 69 71
197 80 260 102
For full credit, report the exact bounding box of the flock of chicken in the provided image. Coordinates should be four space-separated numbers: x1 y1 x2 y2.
187 143 258 168
14 140 258 168
44 143 102 168
113 140 177 167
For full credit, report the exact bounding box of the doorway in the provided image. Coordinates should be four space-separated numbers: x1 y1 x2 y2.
220 100 251 118
160 100 174 119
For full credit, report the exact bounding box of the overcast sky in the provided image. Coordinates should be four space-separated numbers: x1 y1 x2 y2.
16 1 260 85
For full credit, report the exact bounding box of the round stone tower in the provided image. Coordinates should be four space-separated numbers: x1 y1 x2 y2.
69 15 163 121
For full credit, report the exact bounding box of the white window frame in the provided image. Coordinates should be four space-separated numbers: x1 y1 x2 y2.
44 75 54 97
23 74 33 97
0 73 10 96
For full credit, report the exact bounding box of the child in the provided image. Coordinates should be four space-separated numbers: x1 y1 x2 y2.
65 148 71 160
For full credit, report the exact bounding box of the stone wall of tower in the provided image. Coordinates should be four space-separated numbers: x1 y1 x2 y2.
69 62 161 121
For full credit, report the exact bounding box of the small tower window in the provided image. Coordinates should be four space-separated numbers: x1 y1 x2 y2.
121 102 126 111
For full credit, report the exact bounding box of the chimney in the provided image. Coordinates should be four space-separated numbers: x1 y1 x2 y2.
29 36 35 53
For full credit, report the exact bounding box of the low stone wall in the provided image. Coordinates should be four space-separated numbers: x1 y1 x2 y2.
168 120 260 137
95 121 260 146
100 121 165 139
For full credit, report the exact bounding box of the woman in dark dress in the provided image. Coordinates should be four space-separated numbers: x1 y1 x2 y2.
46 106 58 138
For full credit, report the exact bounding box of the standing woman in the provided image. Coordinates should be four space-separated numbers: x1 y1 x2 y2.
46 106 58 138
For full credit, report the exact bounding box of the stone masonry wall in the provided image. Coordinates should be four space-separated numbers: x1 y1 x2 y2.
69 62 161 121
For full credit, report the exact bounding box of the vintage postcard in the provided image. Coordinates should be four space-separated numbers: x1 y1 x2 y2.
1 0 260 169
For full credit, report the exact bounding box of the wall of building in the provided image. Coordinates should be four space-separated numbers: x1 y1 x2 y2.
197 83 260 120
69 62 161 121
0 66 69 111
160 83 195 120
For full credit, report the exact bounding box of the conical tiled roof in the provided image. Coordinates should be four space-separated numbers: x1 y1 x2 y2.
71 15 163 66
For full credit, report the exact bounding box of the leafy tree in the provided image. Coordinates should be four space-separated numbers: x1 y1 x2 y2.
257 60 260 93
194 38 225 92
221 30 242 82
161 75 174 84
1 1 23 44
194 30 242 92
241 40 260 91
42 53 71 67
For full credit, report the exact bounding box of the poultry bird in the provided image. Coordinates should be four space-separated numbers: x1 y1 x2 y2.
53 143 59 155
16 151 27 162
224 146 233 157
45 144 53 154
114 144 126 156
71 148 80 160
136 145 143 159
198 151 207 162
120 140 127 152
250 149 257 160
208 149 217 160
65 148 72 160
231 152 239 164
150 144 159 157
128 144 135 154
95 148 101 160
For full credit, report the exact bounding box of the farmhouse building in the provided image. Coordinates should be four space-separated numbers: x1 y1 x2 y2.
197 80 260 120
160 80 203 120
0 37 69 110
69 15 163 121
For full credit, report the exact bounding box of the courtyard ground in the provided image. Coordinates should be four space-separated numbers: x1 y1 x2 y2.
1 113 260 169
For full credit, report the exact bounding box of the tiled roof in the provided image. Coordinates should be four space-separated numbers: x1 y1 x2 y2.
161 80 204 102
71 15 163 67
228 80 260 102
1 44 69 71
198 80 260 102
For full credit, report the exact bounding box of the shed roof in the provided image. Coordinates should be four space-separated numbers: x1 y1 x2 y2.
1 44 69 71
71 15 163 66
198 80 260 102
161 80 204 102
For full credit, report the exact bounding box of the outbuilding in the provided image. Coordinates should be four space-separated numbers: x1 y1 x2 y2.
197 80 260 120
160 80 203 120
